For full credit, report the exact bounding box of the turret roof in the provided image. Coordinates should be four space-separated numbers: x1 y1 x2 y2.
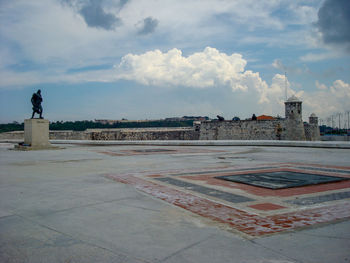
286 95 301 102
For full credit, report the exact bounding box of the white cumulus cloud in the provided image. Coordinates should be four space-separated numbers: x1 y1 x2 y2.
115 48 313 112
254 73 304 116
116 47 268 92
115 47 316 117
303 80 350 118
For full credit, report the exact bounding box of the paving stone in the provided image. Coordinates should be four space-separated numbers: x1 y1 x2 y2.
287 191 350 205
156 177 254 203
296 166 350 175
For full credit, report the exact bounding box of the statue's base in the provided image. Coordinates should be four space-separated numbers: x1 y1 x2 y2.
13 118 60 150
24 118 50 147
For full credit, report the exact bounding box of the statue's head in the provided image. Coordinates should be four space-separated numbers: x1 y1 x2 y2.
37 89 41 94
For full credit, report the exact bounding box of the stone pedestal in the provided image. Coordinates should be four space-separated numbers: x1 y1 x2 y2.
23 119 50 148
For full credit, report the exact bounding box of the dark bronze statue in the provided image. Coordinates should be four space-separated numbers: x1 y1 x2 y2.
31 89 43 119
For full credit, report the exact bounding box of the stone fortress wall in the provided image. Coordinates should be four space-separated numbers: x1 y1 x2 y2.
0 96 321 141
199 96 320 141
88 127 197 140
198 119 286 140
0 127 197 141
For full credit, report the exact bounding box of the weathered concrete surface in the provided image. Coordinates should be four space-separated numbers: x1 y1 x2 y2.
2 139 350 148
24 119 50 147
51 139 350 149
0 142 349 263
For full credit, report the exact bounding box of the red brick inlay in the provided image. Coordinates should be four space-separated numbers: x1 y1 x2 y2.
249 203 287 211
105 174 350 237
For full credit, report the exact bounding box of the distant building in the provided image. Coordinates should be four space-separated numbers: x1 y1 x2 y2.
95 119 159 124
183 116 209 121
94 119 119 125
257 115 275 120
165 116 209 121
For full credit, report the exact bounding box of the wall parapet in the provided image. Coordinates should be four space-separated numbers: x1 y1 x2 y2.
0 127 198 141
89 127 197 140
199 119 287 140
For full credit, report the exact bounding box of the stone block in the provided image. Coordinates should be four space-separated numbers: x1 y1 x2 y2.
24 119 50 147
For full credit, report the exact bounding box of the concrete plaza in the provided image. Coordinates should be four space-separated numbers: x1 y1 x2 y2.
0 141 350 263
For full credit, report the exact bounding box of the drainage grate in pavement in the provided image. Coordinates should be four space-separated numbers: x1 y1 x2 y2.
287 191 350 205
155 177 254 203
216 171 349 190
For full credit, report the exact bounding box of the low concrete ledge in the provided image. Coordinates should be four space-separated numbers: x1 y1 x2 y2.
47 139 350 149
1 139 349 149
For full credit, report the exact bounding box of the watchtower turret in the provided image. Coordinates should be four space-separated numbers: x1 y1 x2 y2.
305 113 321 141
284 95 306 140
309 113 318 125
285 95 302 121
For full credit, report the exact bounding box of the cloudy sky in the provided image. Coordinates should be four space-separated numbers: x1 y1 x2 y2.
0 0 349 123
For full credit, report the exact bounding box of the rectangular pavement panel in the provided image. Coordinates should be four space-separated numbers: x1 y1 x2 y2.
216 171 349 189
155 177 254 203
105 173 350 237
286 190 350 205
249 203 287 211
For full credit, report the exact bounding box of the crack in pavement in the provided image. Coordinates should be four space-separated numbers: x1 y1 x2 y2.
10 213 152 263
158 234 216 263
9 196 142 217
248 239 304 263
299 232 350 240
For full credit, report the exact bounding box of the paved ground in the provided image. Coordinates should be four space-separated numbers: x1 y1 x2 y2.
0 142 350 263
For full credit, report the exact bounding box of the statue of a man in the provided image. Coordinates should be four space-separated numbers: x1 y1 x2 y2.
31 89 43 119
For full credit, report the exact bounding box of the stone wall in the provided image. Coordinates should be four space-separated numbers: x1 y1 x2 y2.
198 120 287 140
283 117 306 141
0 128 197 141
0 119 320 142
49 130 90 140
304 123 321 141
0 130 89 140
89 127 197 140
0 131 24 140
